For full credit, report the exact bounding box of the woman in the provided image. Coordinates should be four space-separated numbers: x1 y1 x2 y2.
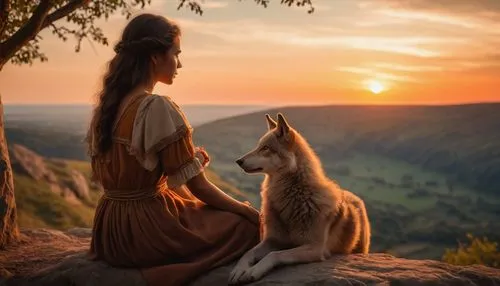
85 13 260 286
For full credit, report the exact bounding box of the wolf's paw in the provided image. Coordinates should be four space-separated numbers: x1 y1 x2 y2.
228 266 261 285
240 264 268 283
321 249 332 261
231 256 274 284
228 266 254 285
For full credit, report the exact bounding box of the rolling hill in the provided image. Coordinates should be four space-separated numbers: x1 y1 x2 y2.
193 103 500 196
192 103 500 259
4 103 500 261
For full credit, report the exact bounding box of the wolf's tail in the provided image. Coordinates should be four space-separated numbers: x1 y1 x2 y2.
354 201 371 254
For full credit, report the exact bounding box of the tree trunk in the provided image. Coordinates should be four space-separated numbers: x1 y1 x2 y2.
0 95 19 249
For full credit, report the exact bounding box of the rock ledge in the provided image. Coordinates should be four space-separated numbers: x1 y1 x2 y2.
1 228 500 286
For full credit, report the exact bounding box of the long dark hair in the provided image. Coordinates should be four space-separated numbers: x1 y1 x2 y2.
87 13 181 157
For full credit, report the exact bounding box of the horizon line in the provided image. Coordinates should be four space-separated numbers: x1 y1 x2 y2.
3 100 500 107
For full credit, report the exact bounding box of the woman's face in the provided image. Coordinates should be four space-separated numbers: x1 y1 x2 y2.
154 36 182 85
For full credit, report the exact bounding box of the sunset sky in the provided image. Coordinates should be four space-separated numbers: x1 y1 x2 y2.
1 0 499 105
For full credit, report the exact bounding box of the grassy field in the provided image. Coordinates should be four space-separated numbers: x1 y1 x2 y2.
14 174 96 229
13 156 103 229
327 153 500 210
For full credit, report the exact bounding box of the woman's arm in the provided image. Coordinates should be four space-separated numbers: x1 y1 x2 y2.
186 171 260 225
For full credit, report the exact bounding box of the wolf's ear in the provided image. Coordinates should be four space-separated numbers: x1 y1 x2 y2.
265 114 277 130
276 113 291 138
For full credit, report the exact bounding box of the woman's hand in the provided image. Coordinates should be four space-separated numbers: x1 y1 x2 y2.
194 146 210 167
238 201 260 226
187 173 260 225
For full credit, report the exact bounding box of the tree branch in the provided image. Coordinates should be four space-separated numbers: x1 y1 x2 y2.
41 0 91 30
0 0 52 65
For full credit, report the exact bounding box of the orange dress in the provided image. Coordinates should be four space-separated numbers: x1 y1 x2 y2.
86 92 260 286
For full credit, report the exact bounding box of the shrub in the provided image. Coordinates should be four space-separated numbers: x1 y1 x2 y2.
442 233 500 268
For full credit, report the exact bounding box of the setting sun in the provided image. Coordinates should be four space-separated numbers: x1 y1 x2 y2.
367 80 384 94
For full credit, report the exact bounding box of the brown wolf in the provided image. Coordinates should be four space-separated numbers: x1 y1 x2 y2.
228 113 371 284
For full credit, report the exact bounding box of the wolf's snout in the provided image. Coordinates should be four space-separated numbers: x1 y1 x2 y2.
236 159 244 166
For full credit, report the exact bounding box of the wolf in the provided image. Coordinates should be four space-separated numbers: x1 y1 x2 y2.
228 113 371 285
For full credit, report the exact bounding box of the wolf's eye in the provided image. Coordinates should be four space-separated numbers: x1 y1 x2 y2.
261 146 269 151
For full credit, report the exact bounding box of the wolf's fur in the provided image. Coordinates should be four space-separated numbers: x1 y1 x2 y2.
228 113 371 284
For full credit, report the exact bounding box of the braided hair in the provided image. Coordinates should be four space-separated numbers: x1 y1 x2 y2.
87 13 181 157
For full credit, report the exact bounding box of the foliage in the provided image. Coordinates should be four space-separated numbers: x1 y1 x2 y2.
0 0 145 66
442 233 500 268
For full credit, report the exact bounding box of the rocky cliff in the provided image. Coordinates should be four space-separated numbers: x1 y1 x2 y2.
9 144 96 206
1 228 499 286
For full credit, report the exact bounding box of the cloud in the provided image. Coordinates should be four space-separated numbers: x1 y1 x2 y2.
426 52 500 68
375 9 479 29
150 0 228 9
177 18 464 57
445 53 500 74
371 63 444 72
335 66 418 82
175 2 499 87
354 16 410 27
201 1 228 9
291 2 331 12
351 0 500 80
361 0 500 15
325 36 449 58
335 50 500 85
349 52 500 85
360 0 500 33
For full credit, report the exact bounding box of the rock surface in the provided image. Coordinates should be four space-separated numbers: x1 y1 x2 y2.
67 169 91 201
1 228 500 286
9 144 92 205
10 144 57 183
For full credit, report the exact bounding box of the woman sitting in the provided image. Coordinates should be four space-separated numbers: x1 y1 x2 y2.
85 13 260 286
